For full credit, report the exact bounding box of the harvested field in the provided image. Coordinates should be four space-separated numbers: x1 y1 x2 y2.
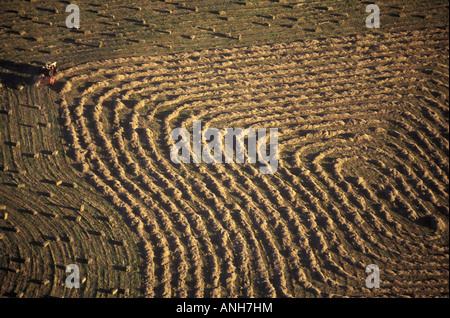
0 0 449 298
54 27 449 297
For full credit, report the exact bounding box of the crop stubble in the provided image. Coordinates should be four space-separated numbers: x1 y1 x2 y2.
50 27 449 297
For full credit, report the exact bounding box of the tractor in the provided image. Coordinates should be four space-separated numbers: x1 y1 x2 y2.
35 62 57 87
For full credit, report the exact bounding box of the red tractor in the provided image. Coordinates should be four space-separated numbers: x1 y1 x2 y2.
35 62 57 87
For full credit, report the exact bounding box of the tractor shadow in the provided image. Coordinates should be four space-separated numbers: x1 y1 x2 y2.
0 60 42 89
